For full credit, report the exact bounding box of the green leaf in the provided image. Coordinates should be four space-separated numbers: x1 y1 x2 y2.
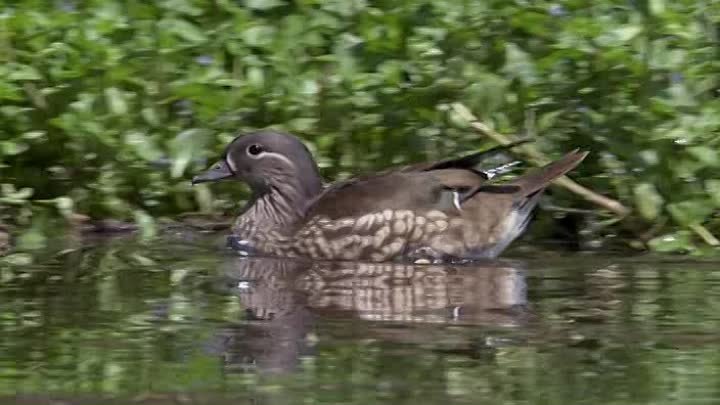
286 117 318 132
159 0 204 15
0 81 22 100
687 146 719 167
1 141 29 156
1 253 33 266
538 110 563 131
649 0 665 15
193 184 214 213
667 200 714 226
502 43 537 85
54 197 74 218
22 131 46 140
648 231 694 253
706 180 720 207
244 0 284 11
125 131 163 161
104 87 128 115
0 185 34 203
133 209 157 241
612 26 642 43
69 93 97 114
16 227 47 250
169 128 210 178
633 183 664 221
8 64 42 81
141 107 161 126
131 253 157 266
243 25 276 47
166 18 207 43
247 66 265 89
596 25 642 46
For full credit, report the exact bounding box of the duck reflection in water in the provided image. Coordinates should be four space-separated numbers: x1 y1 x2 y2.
210 256 528 374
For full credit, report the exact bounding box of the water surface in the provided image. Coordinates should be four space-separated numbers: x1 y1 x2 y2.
1 235 719 404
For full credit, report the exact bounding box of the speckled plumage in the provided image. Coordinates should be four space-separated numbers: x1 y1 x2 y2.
193 130 587 263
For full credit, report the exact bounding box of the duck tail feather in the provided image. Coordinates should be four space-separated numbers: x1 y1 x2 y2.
511 150 588 197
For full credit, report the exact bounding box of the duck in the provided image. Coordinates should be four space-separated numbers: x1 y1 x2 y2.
192 130 587 263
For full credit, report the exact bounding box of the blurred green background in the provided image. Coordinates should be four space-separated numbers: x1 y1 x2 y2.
1 0 719 254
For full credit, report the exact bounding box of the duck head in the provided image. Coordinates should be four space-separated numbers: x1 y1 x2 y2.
192 130 323 202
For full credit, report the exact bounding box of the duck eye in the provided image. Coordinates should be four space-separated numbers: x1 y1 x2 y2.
247 144 264 156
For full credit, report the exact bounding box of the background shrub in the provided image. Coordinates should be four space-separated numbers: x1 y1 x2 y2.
1 0 719 253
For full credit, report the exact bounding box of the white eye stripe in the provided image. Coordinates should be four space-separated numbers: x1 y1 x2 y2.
248 151 296 169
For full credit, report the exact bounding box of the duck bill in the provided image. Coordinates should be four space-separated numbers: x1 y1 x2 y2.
191 160 233 185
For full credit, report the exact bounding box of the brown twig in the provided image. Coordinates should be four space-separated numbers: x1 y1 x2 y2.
689 223 720 246
451 103 631 218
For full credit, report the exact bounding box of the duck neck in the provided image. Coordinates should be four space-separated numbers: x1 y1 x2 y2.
235 176 322 235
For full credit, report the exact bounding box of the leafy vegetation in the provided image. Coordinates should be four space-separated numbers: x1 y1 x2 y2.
1 0 719 253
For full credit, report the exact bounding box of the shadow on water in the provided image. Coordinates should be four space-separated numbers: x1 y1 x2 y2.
1 234 720 404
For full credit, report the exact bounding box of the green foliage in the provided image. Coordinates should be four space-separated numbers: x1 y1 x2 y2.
1 0 720 252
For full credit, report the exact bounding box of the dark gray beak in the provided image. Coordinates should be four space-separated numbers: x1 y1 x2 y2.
192 160 233 185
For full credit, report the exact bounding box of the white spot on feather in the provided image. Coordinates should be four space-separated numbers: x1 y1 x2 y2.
426 210 446 221
373 225 391 248
435 220 449 232
411 226 424 240
355 213 375 231
393 219 406 234
452 191 462 212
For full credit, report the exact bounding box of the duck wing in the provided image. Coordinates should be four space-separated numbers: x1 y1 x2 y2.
304 141 531 219
304 168 493 221
305 148 587 220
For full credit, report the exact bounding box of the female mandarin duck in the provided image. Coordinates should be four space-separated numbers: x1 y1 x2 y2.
192 130 587 263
